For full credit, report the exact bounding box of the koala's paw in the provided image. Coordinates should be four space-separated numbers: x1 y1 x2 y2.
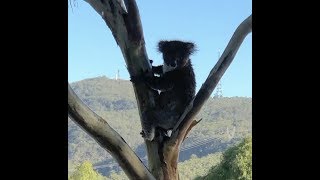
140 129 155 141
130 69 150 84
130 75 143 84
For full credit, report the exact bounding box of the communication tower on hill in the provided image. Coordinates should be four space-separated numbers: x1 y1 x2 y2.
214 50 223 98
214 82 223 98
115 69 120 80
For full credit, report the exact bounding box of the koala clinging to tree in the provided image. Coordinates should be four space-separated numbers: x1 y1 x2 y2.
131 40 196 141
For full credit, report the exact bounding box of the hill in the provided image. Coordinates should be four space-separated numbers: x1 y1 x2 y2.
68 76 252 176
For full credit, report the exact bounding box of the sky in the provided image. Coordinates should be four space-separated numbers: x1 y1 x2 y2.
68 0 252 97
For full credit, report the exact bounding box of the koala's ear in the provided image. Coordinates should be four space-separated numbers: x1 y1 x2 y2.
158 41 167 52
186 42 196 54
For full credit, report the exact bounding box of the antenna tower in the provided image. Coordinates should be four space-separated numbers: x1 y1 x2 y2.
214 50 223 98
115 69 120 80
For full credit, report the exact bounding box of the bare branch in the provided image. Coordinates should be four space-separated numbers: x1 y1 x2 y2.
68 84 155 180
183 119 202 141
171 14 252 142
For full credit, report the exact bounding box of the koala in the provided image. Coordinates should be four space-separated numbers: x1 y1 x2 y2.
132 40 197 141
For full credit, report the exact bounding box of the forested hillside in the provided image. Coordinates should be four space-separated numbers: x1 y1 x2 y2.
69 138 252 180
68 76 252 176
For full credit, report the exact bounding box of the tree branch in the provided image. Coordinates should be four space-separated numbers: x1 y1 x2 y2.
171 14 252 143
84 0 157 121
74 0 161 178
85 0 150 74
68 84 155 180
183 119 202 141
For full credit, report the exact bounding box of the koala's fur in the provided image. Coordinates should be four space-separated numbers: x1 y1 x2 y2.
140 40 197 141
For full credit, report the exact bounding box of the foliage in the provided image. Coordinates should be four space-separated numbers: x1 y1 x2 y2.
196 137 252 180
69 161 105 180
178 153 222 179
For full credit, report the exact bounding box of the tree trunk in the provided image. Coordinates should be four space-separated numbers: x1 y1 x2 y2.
145 139 180 179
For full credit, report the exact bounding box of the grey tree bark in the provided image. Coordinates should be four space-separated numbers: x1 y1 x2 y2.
68 0 252 179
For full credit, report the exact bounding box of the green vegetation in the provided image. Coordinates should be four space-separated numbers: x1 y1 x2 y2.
67 138 252 180
68 76 252 176
100 137 252 180
69 161 105 180
196 137 252 180
178 153 222 179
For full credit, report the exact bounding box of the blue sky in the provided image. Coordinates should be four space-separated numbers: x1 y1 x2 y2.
68 0 252 97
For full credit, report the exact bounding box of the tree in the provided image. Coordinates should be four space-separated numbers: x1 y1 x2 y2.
68 0 252 179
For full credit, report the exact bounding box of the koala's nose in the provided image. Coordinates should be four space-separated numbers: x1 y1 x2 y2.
170 61 177 67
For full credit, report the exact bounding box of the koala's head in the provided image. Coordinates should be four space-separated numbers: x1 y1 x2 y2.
158 40 196 70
